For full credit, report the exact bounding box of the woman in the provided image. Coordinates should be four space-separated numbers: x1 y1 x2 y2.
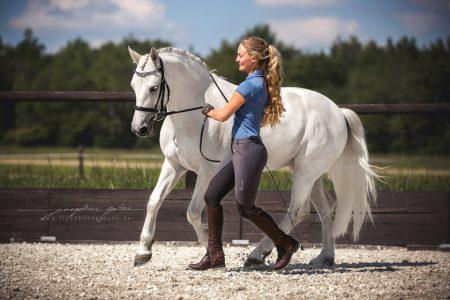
189 37 299 271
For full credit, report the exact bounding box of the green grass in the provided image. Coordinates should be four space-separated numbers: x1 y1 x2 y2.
374 174 450 192
1 146 448 170
0 145 163 155
0 164 185 190
0 147 448 191
1 163 448 192
370 154 450 171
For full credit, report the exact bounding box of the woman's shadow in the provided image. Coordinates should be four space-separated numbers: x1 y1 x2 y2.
226 260 436 275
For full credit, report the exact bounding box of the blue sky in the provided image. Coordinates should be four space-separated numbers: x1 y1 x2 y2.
1 0 449 56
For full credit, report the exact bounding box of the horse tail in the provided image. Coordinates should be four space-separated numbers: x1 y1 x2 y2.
328 108 379 241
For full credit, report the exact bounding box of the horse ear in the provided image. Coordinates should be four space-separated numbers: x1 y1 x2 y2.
128 46 141 64
150 47 159 62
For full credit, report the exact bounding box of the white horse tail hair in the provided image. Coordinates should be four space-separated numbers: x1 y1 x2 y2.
329 108 379 241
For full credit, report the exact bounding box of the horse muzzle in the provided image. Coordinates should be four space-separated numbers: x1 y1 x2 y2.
134 125 149 137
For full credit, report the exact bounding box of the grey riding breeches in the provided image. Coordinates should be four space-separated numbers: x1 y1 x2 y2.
204 136 268 216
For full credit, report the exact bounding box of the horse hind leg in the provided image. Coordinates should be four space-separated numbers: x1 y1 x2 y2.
244 166 318 267
309 177 336 266
186 169 217 246
188 150 238 247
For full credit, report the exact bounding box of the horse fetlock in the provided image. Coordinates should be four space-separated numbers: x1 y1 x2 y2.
135 241 153 262
198 234 208 246
244 246 272 267
139 235 155 249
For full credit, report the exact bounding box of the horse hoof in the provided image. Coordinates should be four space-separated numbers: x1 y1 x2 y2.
134 253 152 267
244 257 265 267
309 256 334 267
324 258 335 266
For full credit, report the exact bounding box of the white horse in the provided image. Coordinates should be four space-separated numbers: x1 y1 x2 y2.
128 46 378 267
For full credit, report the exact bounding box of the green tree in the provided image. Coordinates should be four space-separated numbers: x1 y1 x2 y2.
0 27 448 154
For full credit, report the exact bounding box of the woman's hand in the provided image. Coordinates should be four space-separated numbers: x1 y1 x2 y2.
203 92 245 122
201 103 214 116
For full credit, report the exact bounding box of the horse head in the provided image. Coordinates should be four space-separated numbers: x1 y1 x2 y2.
128 46 166 137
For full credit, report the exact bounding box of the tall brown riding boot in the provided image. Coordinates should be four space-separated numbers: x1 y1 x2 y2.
188 206 225 270
247 208 300 270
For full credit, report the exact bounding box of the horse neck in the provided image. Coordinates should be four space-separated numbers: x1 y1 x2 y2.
210 75 237 103
162 54 211 112
157 54 215 142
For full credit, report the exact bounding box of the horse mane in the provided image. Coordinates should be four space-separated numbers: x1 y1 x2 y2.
158 47 209 71
157 47 227 81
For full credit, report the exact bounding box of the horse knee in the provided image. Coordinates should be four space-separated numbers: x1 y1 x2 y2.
146 201 158 214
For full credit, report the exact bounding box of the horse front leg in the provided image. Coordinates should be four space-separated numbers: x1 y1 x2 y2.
134 158 186 267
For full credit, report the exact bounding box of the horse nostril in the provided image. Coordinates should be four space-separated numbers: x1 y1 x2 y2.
138 126 149 136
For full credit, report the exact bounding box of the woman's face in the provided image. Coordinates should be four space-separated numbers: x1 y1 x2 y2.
236 43 257 74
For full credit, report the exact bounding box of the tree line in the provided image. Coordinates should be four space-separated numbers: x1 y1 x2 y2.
0 25 449 154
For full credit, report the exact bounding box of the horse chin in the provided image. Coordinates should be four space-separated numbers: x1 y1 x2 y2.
136 119 156 138
147 127 156 138
147 119 157 138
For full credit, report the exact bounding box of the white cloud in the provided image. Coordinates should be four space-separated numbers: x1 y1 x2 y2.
396 12 439 36
48 0 91 10
269 17 359 49
10 0 166 31
254 0 345 7
8 0 186 52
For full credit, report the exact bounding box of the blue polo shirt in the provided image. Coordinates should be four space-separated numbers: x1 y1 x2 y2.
232 69 268 140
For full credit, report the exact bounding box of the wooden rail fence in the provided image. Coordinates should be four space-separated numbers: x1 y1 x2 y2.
1 91 450 114
1 92 449 245
1 188 448 246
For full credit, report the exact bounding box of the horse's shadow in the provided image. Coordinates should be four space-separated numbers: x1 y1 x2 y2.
226 260 436 275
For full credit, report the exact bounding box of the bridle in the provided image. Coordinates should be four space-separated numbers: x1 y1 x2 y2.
133 56 227 162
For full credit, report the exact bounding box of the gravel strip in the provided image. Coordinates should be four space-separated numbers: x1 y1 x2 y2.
1 242 449 299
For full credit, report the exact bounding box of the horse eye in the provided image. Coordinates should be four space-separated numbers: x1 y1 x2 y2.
149 86 158 92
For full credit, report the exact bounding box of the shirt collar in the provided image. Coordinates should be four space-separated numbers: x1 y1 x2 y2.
247 69 264 79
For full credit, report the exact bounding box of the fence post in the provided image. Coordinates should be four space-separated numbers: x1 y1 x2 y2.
185 170 197 189
448 192 450 244
78 145 84 178
239 216 243 240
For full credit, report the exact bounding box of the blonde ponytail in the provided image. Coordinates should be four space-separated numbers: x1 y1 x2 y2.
262 45 285 128
240 37 285 128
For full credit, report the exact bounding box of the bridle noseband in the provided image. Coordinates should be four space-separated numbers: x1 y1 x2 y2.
133 55 226 162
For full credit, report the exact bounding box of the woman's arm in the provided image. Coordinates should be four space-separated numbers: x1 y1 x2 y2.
207 92 245 122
